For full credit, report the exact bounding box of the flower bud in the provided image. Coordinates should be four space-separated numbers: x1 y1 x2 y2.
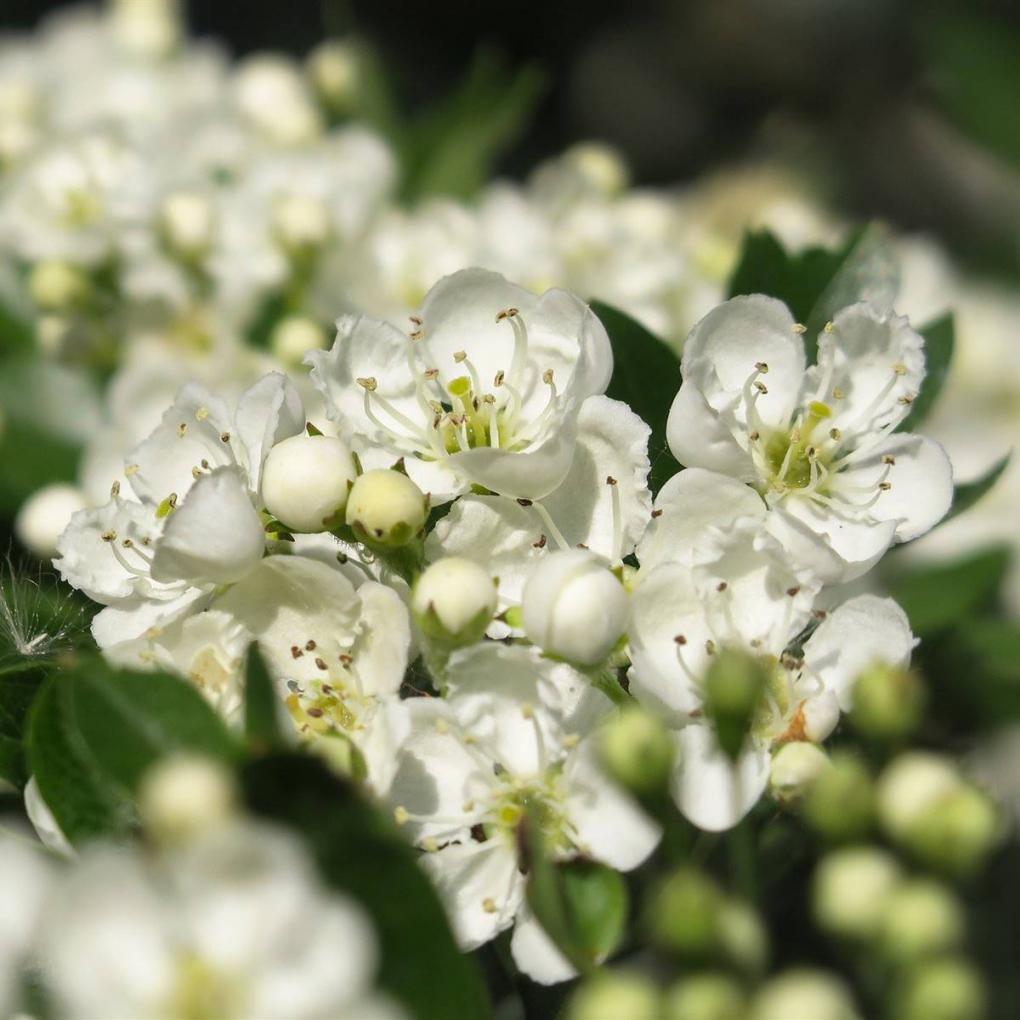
159 189 216 260
812 847 901 940
665 974 746 1020
770 741 830 806
270 315 327 366
271 192 331 255
566 972 660 1020
307 40 362 115
521 550 628 666
803 750 875 842
139 754 237 844
565 142 629 196
877 752 1000 876
894 958 985 1020
233 56 323 147
346 468 428 548
703 648 768 761
851 662 924 742
15 483 87 559
751 970 859 1020
412 557 497 647
261 433 356 533
599 704 675 796
646 867 724 957
28 260 90 310
877 879 964 963
718 898 768 976
110 0 182 59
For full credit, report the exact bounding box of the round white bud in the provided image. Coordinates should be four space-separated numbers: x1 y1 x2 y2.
812 847 901 940
412 557 497 647
160 189 216 259
877 752 962 841
801 691 841 742
233 56 323 147
751 970 859 1020
600 705 675 795
566 973 660 1020
138 754 237 844
566 142 628 195
307 40 361 113
28 260 89 311
110 0 182 59
665 974 746 1020
261 433 356 533
15 483 87 559
878 879 964 962
270 315 327 365
271 192 331 254
522 550 628 666
346 468 428 547
769 741 830 805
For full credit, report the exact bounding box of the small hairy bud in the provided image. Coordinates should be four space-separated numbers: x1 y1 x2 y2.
751 971 858 1020
139 754 237 844
306 40 362 114
261 433 356 533
851 661 925 742
803 750 875 841
15 483 87 559
346 468 428 548
412 557 497 647
599 704 675 796
646 867 724 956
812 847 901 940
522 550 628 666
159 189 216 260
566 972 660 1020
877 879 964 963
270 315 327 365
703 648 768 761
271 192 331 254
28 260 90 311
665 974 746 1020
769 741 830 806
894 958 985 1020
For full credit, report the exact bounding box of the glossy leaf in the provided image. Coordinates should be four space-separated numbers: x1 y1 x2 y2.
944 453 1011 525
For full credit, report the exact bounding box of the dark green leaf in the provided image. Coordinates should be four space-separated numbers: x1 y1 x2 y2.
27 676 133 843
900 314 955 432
68 656 237 792
592 300 681 493
243 754 489 1020
244 645 285 752
0 662 46 787
888 545 1012 636
944 453 1011 525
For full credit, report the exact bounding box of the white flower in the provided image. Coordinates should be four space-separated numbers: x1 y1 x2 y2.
308 268 614 501
213 555 412 794
55 373 304 652
38 822 399 1020
388 644 659 983
628 468 916 830
666 296 954 581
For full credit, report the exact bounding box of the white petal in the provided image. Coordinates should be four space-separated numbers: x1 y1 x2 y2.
666 381 754 477
672 726 770 832
680 295 804 427
421 841 522 951
350 581 412 697
150 467 265 586
811 304 924 439
636 467 764 569
804 594 916 711
563 738 661 870
356 697 413 798
835 433 953 543
510 905 577 986
234 372 305 492
91 587 210 652
541 394 652 558
24 776 73 856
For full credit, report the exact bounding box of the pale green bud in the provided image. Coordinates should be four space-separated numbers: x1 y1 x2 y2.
346 468 428 547
270 315 327 366
751 970 860 1020
770 741 830 806
647 867 723 956
307 40 362 114
665 973 746 1020
812 847 901 940
599 704 675 796
851 662 924 742
139 754 237 844
271 191 331 255
261 433 357 533
703 648 768 761
412 557 497 647
566 972 660 1020
878 879 964 963
894 958 985 1020
718 897 769 977
159 189 216 260
15 482 86 559
28 260 90 310
804 751 875 842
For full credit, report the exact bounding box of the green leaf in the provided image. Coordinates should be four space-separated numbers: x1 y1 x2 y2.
27 676 133 843
244 646 285 752
900 314 955 432
888 545 1012 636
243 753 488 1020
0 662 46 787
727 225 899 361
592 300 681 493
944 453 1011 525
522 807 629 973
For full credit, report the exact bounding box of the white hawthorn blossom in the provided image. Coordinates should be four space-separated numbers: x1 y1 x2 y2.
38 822 401 1020
55 373 304 653
388 643 659 983
629 468 917 830
308 268 614 501
666 296 954 581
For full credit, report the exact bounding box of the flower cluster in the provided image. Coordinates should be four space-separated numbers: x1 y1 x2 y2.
51 260 954 983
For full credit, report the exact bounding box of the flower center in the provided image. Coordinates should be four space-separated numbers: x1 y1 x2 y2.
168 953 244 1020
762 401 834 493
483 771 572 852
